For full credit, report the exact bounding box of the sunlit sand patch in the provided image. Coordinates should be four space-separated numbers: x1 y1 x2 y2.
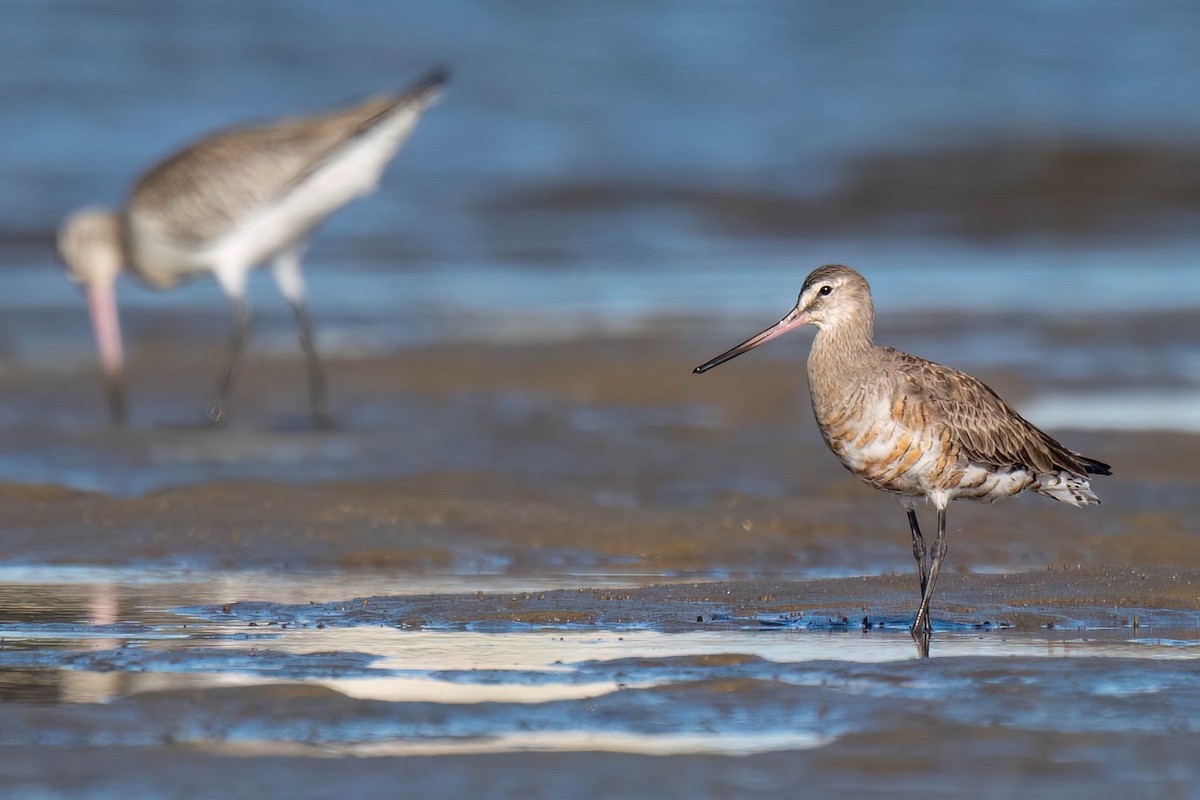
0 565 684 606
312 676 642 704
197 730 832 758
341 729 833 756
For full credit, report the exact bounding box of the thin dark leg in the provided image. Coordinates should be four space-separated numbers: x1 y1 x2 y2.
208 299 249 424
290 300 332 429
906 507 928 597
911 505 949 648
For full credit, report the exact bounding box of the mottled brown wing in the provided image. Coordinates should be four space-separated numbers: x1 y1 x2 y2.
886 348 1091 476
128 70 444 244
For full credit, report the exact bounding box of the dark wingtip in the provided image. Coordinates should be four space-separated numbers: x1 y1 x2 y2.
1083 457 1112 476
411 66 450 97
692 366 705 374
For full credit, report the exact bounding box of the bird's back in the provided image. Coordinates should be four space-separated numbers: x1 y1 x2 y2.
124 70 446 284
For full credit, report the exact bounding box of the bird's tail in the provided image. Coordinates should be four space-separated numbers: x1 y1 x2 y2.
1080 455 1112 476
1034 470 1102 507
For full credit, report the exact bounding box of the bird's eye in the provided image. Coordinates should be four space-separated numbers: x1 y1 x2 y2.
819 285 832 296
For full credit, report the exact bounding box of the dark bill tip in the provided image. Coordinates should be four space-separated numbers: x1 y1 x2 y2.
692 348 745 374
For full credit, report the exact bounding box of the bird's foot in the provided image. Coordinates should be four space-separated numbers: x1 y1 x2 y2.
909 617 933 658
912 632 931 659
206 401 228 426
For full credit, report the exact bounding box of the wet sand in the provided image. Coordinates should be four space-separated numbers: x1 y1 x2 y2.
1 314 1195 577
0 312 1198 797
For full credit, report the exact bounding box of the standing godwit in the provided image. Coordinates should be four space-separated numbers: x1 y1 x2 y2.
694 264 1110 649
57 68 448 427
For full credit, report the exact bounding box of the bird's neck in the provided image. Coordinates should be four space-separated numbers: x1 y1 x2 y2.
811 312 874 362
807 316 877 410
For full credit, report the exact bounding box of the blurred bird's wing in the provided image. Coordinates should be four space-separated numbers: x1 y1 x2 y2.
128 69 447 246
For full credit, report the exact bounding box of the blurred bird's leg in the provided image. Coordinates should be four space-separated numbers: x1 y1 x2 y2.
273 248 331 429
291 300 331 429
911 503 949 645
208 297 250 425
206 264 251 425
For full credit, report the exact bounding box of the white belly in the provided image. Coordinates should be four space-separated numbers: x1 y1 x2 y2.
820 395 1034 503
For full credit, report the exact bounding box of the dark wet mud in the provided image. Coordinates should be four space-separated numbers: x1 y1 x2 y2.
0 316 1196 577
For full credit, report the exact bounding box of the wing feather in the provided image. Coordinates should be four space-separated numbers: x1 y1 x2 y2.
884 347 1093 476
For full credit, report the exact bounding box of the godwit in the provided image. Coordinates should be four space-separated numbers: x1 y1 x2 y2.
694 264 1110 648
57 68 448 427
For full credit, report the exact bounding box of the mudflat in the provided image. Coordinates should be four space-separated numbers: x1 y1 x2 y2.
1 311 1198 798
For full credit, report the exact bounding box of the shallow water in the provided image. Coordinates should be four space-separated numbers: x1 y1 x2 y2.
3 569 1200 763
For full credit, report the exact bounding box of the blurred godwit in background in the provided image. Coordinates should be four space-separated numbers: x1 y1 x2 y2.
695 264 1111 651
57 68 448 427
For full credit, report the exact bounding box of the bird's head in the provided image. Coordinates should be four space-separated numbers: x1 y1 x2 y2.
693 264 874 373
790 264 873 331
58 207 125 288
